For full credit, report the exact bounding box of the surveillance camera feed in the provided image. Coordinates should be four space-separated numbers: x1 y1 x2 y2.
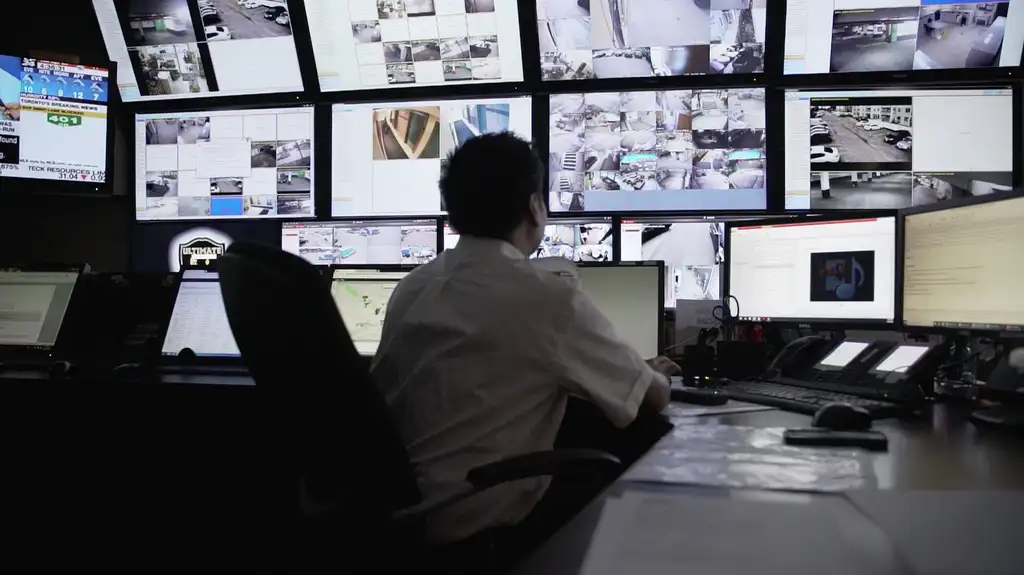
301 0 524 91
135 105 315 221
784 0 1023 74
784 87 1014 210
444 219 614 262
622 220 725 306
549 88 767 212
537 0 767 80
91 0 305 101
281 219 439 265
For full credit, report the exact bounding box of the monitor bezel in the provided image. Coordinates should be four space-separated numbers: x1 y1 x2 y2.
0 263 89 357
724 210 900 328
575 260 667 355
898 188 1024 335
0 50 117 195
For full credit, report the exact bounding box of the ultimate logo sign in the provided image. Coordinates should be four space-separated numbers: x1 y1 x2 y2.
179 237 226 269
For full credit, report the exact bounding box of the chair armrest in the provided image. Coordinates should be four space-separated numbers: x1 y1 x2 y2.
391 449 620 523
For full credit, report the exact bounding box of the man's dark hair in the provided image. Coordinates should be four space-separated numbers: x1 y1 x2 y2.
440 132 544 240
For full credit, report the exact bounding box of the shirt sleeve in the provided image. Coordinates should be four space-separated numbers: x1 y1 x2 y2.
551 286 659 428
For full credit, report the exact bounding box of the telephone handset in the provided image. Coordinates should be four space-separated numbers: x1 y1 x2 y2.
764 335 829 378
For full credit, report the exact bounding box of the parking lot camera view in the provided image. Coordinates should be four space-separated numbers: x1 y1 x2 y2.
136 106 315 221
92 0 303 101
538 0 767 80
784 0 1022 74
281 220 438 265
549 89 767 212
302 0 524 91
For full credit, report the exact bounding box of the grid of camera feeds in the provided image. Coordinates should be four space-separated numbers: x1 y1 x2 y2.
304 0 523 90
282 220 438 264
784 88 1014 210
549 89 767 212
331 96 532 217
444 220 614 261
538 0 767 80
92 0 304 101
621 220 725 306
784 0 1020 74
136 107 315 221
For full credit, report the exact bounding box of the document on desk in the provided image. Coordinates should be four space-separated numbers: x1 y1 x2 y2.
665 402 775 419
579 489 910 575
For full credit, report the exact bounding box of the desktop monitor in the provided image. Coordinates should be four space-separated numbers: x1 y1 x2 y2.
0 266 84 350
0 53 112 189
132 220 281 273
549 88 767 213
575 262 664 358
331 96 532 217
727 214 897 325
161 268 239 358
302 0 525 91
90 0 306 102
783 0 1024 76
901 191 1024 332
537 0 767 80
443 217 614 262
621 218 727 306
282 219 440 265
784 86 1016 211
329 266 411 355
135 105 315 221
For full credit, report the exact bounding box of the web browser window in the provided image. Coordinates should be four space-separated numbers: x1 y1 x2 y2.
161 269 239 357
0 271 79 347
330 269 409 355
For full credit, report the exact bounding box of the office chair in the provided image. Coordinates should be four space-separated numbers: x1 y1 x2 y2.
217 241 620 571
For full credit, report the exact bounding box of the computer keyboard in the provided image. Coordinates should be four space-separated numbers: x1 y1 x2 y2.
725 380 903 418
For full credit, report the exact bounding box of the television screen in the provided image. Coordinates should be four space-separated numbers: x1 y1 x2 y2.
135 105 315 221
784 86 1014 210
537 0 767 80
549 88 767 213
282 219 439 265
132 219 281 272
621 218 726 305
444 217 614 261
302 0 524 91
783 0 1023 75
0 55 111 185
331 95 532 217
91 0 305 101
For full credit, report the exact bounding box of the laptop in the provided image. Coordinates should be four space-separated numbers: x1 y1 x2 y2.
0 264 87 364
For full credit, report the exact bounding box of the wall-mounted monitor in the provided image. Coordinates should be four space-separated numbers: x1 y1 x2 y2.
303 0 524 91
0 54 112 188
784 86 1015 211
281 219 439 265
538 0 767 80
91 0 305 102
131 219 281 272
331 95 532 217
549 88 767 213
135 105 315 221
783 0 1024 76
443 217 614 261
621 218 726 306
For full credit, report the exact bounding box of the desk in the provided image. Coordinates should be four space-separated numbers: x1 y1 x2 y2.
512 405 1024 575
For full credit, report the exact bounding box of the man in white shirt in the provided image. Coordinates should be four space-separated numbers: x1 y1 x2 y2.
371 133 678 549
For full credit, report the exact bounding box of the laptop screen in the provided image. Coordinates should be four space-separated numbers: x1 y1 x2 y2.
0 270 79 347
161 269 239 358
330 269 409 356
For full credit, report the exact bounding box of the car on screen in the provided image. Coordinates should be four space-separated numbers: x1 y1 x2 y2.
276 12 290 25
205 26 231 41
884 130 912 145
810 146 840 163
896 137 912 151
265 6 286 19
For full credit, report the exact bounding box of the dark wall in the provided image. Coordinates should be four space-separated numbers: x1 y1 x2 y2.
1 2 132 271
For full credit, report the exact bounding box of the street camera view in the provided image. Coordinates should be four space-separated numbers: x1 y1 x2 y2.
95 0 303 100
807 99 912 170
537 0 767 80
548 88 767 212
283 221 437 265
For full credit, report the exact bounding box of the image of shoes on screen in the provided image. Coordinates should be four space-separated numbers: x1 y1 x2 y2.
135 106 315 221
444 218 613 263
622 220 726 305
301 0 524 91
91 0 305 101
784 0 1023 74
783 87 1014 211
0 54 110 183
331 96 532 217
282 220 439 265
549 89 766 212
537 0 766 80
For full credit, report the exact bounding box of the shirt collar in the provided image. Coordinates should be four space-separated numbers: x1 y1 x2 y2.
454 236 526 260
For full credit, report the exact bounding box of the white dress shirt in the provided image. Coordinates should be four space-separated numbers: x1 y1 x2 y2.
370 236 659 543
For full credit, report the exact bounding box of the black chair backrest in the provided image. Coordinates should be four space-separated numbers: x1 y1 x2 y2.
218 242 421 535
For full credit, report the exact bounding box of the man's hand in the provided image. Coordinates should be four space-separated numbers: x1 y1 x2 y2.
2 103 21 121
646 356 681 377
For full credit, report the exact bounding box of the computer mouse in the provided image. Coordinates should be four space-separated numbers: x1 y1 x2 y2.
671 387 729 406
812 402 872 431
48 360 74 380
